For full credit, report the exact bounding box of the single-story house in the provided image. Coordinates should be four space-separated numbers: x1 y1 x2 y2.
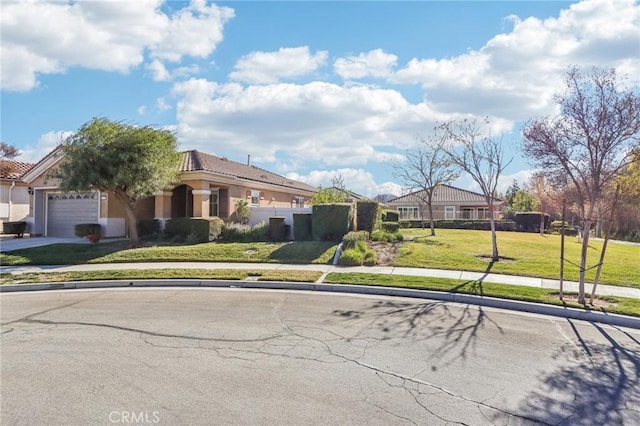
387 184 503 220
20 148 317 238
0 160 33 229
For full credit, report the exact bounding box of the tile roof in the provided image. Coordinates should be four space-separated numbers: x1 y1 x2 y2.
0 160 35 180
389 184 502 204
180 150 317 193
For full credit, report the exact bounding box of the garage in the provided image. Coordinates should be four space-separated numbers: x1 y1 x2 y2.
46 192 99 237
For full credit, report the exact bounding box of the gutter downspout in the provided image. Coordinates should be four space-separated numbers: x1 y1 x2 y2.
8 181 16 220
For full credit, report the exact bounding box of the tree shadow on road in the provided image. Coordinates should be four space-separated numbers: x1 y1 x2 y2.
515 321 640 425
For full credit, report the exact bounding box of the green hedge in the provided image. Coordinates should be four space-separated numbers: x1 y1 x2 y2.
74 223 101 238
399 219 516 231
269 217 286 242
137 219 161 238
356 200 381 233
342 230 370 250
165 218 222 243
381 222 400 233
220 222 268 242
2 221 27 238
514 212 550 232
381 210 399 222
312 203 354 241
293 213 312 241
371 230 404 242
550 220 579 236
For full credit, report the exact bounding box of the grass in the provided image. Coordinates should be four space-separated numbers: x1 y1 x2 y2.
0 241 337 266
1 269 323 285
397 229 640 288
324 272 640 318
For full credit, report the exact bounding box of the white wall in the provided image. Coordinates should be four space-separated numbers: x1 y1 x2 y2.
249 207 311 240
0 184 29 228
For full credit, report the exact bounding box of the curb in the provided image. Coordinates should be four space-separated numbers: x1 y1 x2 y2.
2 279 639 330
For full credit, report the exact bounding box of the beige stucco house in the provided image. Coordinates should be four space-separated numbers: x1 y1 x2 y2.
20 148 317 238
0 160 33 229
387 184 503 221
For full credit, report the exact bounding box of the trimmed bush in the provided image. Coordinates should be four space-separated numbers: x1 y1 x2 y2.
220 222 268 242
74 223 101 238
381 222 401 233
2 221 27 238
382 210 399 222
312 203 354 241
371 230 404 243
514 212 550 233
342 230 369 249
293 213 312 241
356 200 381 233
137 219 161 238
338 240 376 266
550 220 579 236
398 219 516 231
269 217 286 242
165 218 222 243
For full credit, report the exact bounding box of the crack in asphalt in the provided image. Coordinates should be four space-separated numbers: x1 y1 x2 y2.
357 384 419 426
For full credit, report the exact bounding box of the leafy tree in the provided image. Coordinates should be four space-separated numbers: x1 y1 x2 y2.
504 180 520 207
235 199 250 224
523 66 640 304
440 118 512 262
511 190 539 212
0 142 20 176
390 133 460 236
56 118 180 247
311 175 348 204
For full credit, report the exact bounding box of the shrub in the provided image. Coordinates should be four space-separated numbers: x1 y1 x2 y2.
550 220 579 236
371 230 404 243
338 240 376 266
165 218 222 243
293 213 312 241
342 230 369 249
398 219 516 231
137 219 161 238
356 200 381 233
381 222 400 233
74 223 101 238
235 199 250 224
514 212 550 233
363 248 377 266
220 222 268 242
2 221 27 238
312 203 354 241
269 217 286 242
381 210 399 222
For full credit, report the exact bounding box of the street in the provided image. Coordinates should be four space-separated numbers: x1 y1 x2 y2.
1 288 639 425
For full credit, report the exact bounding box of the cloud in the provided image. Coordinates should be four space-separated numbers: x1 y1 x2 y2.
391 0 639 120
137 105 147 115
156 97 171 112
334 49 398 80
229 46 328 84
146 59 200 82
286 168 400 197
1 0 233 91
17 130 73 162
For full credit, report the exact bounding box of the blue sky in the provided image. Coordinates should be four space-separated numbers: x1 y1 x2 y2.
2 0 638 197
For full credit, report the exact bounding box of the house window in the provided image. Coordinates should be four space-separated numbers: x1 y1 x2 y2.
461 208 475 220
477 208 489 220
209 189 219 217
293 196 304 208
250 190 260 207
445 206 456 220
398 207 419 220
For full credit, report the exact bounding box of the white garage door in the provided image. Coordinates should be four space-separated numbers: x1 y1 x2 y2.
47 192 99 237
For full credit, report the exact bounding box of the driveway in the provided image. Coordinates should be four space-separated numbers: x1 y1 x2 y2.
0 236 87 252
1 288 639 425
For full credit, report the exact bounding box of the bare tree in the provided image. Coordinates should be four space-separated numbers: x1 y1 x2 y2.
0 142 20 176
390 134 460 235
522 66 640 304
439 118 512 262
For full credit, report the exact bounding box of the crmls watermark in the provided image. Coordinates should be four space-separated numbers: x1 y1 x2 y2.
109 411 160 424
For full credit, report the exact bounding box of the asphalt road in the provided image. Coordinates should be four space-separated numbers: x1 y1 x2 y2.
1 288 639 425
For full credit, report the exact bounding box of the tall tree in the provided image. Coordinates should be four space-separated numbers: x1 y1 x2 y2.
522 66 640 304
56 118 180 247
390 134 460 236
311 175 348 204
440 118 512 261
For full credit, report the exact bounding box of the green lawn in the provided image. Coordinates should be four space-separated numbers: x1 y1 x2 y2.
397 229 640 288
0 241 337 266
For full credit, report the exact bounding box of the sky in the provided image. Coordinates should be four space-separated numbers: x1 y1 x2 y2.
1 0 639 197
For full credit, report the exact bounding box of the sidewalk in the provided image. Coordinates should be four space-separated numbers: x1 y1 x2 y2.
2 262 639 300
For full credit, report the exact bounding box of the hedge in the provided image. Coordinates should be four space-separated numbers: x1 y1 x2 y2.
165 217 222 243
550 220 579 236
74 223 101 238
342 230 370 250
399 220 516 231
381 210 399 222
356 200 381 233
137 219 161 238
312 203 354 241
2 221 27 238
269 217 286 242
220 222 268 242
514 212 550 233
381 222 401 233
293 213 312 241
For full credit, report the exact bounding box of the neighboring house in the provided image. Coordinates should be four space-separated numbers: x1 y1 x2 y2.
387 184 503 221
0 160 34 229
20 148 317 238
325 187 367 203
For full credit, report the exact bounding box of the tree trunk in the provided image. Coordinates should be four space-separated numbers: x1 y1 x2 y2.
113 190 139 247
428 203 435 236
539 213 545 236
488 202 499 261
577 218 592 305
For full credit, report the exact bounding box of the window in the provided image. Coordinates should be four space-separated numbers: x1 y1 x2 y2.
445 206 456 220
477 208 489 220
250 190 260 207
209 189 219 217
461 208 475 220
293 196 304 208
398 207 419 220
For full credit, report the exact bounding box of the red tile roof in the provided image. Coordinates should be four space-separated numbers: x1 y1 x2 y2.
389 184 502 204
0 160 34 180
180 150 317 193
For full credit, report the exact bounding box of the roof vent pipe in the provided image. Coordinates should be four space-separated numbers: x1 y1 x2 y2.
247 154 251 166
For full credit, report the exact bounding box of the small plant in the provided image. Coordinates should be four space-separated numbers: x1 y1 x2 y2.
371 230 404 243
338 240 376 266
342 231 369 249
220 222 268 242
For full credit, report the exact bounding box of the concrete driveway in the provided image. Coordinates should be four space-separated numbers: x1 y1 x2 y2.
0 236 88 252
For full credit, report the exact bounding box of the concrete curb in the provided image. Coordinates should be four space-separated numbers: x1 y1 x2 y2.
2 279 639 330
